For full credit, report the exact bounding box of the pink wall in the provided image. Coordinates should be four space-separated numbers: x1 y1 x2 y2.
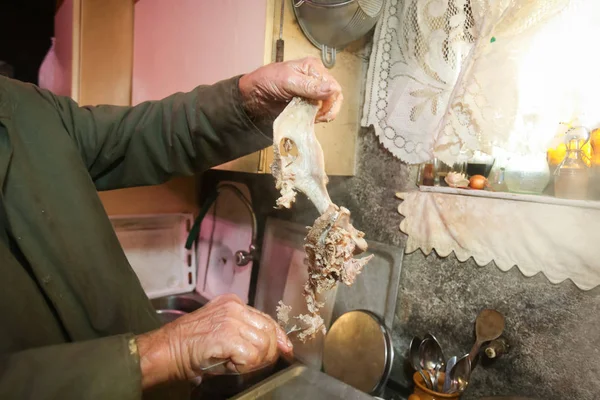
39 0 73 97
132 0 267 105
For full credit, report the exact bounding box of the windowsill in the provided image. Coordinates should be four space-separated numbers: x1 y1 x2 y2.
398 186 600 290
418 185 600 210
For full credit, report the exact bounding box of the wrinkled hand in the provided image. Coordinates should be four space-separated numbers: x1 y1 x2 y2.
239 57 343 123
136 294 292 389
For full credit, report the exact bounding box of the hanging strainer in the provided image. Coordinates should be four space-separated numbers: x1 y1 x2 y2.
292 0 383 68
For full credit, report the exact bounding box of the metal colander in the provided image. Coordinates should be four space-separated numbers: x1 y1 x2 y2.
292 0 384 68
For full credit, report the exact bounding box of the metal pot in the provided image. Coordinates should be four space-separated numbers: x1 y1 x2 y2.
292 0 384 67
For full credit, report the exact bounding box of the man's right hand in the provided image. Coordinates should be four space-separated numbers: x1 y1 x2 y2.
135 294 293 389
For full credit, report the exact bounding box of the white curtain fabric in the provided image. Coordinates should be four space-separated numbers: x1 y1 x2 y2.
363 0 600 165
397 189 600 290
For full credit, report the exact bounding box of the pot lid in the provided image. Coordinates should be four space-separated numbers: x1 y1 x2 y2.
322 310 393 394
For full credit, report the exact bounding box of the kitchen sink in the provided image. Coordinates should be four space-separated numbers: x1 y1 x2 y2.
150 293 206 325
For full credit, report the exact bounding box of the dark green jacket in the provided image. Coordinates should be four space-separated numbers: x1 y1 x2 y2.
0 75 271 399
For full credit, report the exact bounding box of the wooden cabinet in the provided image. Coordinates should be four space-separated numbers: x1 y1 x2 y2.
41 0 134 106
43 0 362 191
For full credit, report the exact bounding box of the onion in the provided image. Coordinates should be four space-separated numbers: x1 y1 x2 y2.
469 175 488 190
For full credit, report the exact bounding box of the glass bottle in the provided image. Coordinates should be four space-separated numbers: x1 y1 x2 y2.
417 162 435 186
554 137 589 200
589 128 600 200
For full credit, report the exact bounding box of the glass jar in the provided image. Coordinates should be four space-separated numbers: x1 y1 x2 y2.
489 166 508 192
505 152 551 195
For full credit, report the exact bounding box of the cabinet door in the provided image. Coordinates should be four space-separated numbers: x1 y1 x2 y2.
131 0 274 173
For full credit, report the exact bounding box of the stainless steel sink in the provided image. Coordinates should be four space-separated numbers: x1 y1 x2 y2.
150 293 206 325
479 398 539 400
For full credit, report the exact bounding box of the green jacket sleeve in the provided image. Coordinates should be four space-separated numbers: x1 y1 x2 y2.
42 76 272 191
0 334 142 400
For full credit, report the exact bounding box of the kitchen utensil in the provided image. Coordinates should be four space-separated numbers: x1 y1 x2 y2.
409 372 460 400
448 354 471 394
417 338 433 389
419 335 445 390
468 309 505 363
409 336 422 370
432 364 442 392
442 356 458 393
292 0 383 68
409 336 432 391
322 310 393 395
424 333 445 364
275 0 285 62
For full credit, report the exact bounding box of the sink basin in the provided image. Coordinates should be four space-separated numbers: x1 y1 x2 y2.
151 293 205 325
480 398 539 400
228 363 375 400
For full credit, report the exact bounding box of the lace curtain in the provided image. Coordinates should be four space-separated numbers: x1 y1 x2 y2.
363 0 600 165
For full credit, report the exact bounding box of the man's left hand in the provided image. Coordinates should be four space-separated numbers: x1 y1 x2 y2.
239 57 343 124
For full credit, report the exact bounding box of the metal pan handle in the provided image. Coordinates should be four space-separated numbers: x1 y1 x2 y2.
294 0 356 8
321 45 336 68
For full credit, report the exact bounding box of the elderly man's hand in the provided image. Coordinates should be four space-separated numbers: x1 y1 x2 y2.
135 294 292 389
239 57 343 123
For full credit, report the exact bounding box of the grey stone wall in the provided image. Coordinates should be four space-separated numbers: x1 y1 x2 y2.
202 121 600 399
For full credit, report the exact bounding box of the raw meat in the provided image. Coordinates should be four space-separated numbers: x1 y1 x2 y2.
275 301 292 326
271 97 373 342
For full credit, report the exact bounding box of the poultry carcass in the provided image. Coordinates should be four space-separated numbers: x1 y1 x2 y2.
271 97 373 342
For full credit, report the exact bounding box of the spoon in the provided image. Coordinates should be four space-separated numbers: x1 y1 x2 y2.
432 364 442 391
468 309 505 363
448 354 471 394
201 326 302 372
409 336 431 389
419 336 445 391
442 355 458 393
408 336 422 370
424 333 445 390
